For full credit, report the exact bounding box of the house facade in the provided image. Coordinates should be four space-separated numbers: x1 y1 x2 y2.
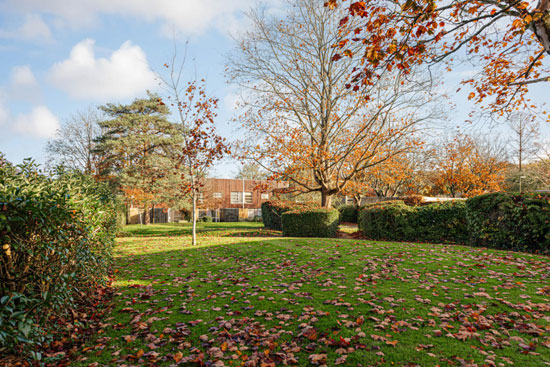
127 178 288 224
198 178 288 222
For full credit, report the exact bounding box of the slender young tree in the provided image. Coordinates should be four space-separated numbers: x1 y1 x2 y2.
228 0 441 208
158 55 230 246
507 112 540 171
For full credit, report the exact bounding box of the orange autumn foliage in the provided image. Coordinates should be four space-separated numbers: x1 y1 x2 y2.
327 0 550 117
430 135 508 197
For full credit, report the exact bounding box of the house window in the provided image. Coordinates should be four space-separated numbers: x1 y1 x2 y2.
213 192 222 199
198 193 204 203
261 193 269 200
231 192 253 204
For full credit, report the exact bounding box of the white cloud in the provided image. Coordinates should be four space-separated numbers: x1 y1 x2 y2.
13 106 60 138
48 39 157 100
0 13 53 43
3 0 262 36
0 93 9 127
10 65 41 102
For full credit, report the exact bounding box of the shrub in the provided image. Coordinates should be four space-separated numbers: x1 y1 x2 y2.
466 192 550 254
359 201 413 240
358 200 468 243
261 200 318 230
0 158 117 356
407 201 468 243
201 215 213 222
282 208 340 238
338 205 358 223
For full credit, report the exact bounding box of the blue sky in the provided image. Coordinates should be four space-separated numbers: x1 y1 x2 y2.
0 0 548 177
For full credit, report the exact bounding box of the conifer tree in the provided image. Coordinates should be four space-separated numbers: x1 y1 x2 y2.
95 92 181 224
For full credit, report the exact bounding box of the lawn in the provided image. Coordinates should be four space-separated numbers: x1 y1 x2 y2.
76 222 550 366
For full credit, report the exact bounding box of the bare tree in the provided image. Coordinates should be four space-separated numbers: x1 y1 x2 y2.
507 112 540 172
45 108 105 175
227 0 442 207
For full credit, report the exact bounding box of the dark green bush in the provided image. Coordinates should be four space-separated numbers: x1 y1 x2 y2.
407 201 468 243
338 205 358 223
466 192 550 254
359 201 413 240
261 200 318 230
358 200 468 243
201 215 213 222
0 157 117 356
282 208 340 238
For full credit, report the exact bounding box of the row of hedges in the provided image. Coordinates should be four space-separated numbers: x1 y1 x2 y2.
0 158 118 358
358 193 550 254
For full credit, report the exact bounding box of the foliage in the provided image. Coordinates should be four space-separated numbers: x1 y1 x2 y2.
466 192 550 254
282 208 340 237
337 204 358 223
235 162 268 180
359 200 468 243
328 0 550 117
201 215 213 223
359 201 414 241
0 157 117 355
261 200 318 230
430 134 508 198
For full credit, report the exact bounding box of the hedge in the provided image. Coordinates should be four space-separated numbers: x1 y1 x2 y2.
261 200 318 230
466 192 550 254
338 205 358 223
282 208 340 238
358 193 549 254
407 201 468 243
358 201 413 241
0 158 118 357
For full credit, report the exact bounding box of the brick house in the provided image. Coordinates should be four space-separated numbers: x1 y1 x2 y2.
198 178 288 222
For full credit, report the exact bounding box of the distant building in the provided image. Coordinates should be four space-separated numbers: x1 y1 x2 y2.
127 178 288 224
197 178 288 222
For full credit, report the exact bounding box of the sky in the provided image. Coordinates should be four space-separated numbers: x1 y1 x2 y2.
0 0 548 178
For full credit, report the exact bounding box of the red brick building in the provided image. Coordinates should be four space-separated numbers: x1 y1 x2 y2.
198 178 288 222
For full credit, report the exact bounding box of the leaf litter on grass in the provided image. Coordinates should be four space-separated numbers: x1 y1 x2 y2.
75 225 550 366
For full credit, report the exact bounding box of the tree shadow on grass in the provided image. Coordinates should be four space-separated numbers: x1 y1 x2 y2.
118 222 265 238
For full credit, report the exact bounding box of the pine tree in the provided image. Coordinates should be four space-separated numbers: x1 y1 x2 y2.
95 92 181 224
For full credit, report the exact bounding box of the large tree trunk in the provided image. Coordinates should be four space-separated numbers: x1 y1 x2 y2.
191 192 197 246
321 192 333 208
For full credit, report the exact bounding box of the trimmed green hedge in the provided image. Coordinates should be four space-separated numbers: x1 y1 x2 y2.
282 208 340 238
466 192 550 254
261 200 318 230
359 200 468 243
338 205 358 223
408 201 468 243
358 193 549 254
358 201 413 241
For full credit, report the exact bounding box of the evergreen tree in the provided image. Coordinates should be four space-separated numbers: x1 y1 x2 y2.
95 92 181 224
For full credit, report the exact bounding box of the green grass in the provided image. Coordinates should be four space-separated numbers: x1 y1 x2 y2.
77 223 550 366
